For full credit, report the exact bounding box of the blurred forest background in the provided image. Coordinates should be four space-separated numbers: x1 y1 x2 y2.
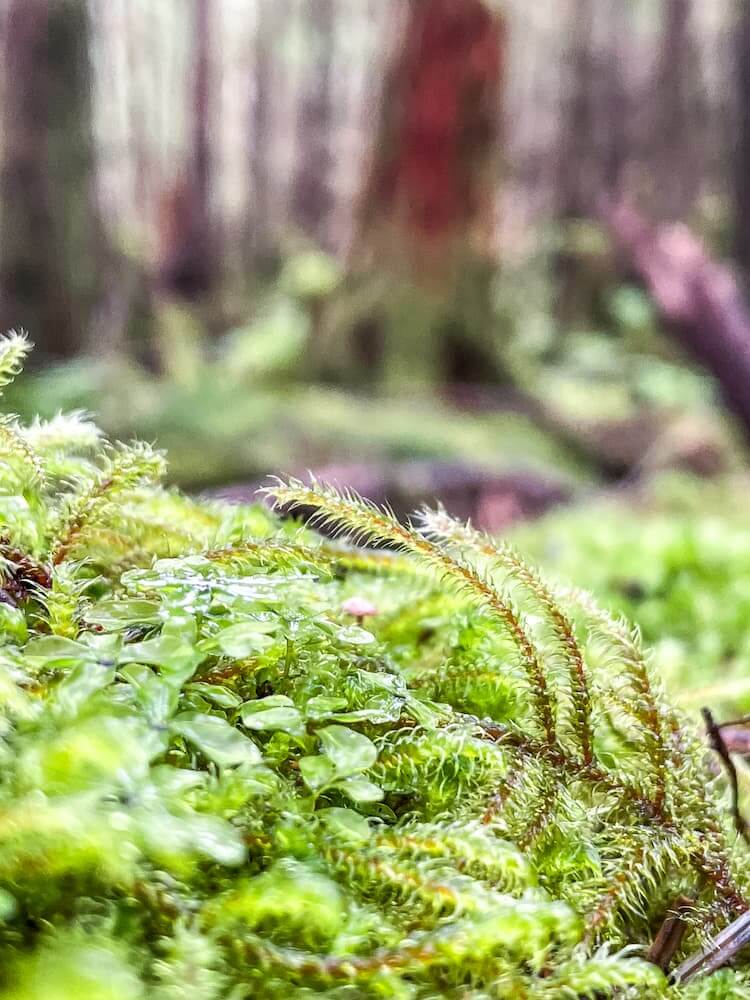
0 0 749 515
10 0 750 711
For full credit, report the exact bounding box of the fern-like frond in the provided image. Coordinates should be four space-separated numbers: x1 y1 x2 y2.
374 725 508 817
35 563 93 638
373 819 534 891
19 410 104 483
48 442 167 565
0 417 45 489
265 477 557 745
419 505 593 764
0 330 31 394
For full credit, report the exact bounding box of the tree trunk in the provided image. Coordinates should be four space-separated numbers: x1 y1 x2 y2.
350 0 505 390
359 0 503 280
653 0 699 220
602 0 630 195
157 0 217 303
555 0 605 326
291 0 335 252
734 0 750 282
558 0 596 222
246 0 279 273
0 0 106 360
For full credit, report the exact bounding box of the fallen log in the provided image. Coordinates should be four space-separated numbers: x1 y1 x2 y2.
603 200 750 442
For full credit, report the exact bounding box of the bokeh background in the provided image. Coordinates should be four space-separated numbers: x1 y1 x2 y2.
6 1 750 718
0 0 744 498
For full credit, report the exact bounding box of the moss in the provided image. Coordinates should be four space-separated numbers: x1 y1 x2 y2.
0 335 744 996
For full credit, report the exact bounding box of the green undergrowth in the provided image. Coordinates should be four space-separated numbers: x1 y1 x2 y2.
514 474 750 718
0 334 748 997
10 350 587 492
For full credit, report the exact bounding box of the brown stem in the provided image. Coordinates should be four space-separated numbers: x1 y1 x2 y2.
703 707 750 844
672 909 750 985
647 895 693 971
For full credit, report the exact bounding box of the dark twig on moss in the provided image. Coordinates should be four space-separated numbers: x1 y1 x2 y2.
672 909 750 985
647 895 693 971
703 706 750 844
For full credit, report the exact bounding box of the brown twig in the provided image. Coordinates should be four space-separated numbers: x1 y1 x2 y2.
672 909 750 984
703 707 750 844
647 895 693 971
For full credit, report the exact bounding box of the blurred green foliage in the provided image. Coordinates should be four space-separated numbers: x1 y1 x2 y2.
9 238 735 495
515 474 750 717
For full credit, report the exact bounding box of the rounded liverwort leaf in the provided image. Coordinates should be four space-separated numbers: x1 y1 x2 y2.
321 622 376 647
240 696 305 736
187 683 242 709
85 598 162 631
318 725 378 776
51 660 116 718
24 636 95 669
305 695 349 721
119 635 204 687
171 712 261 768
317 807 371 843
216 621 276 658
299 755 336 792
334 776 384 803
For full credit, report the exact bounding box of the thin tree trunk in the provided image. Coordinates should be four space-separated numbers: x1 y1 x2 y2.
291 0 335 252
192 0 213 262
0 0 106 359
558 0 596 222
158 0 217 302
734 0 750 281
555 0 597 326
654 0 699 220
603 0 629 195
247 0 276 270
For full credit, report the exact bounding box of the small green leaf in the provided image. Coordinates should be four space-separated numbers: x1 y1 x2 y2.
24 636 95 669
136 805 246 868
328 695 402 724
127 671 180 725
305 695 349 720
51 660 115 718
241 696 305 736
334 776 384 803
318 725 377 776
120 635 204 687
171 712 261 768
299 755 335 792
161 613 198 644
187 683 242 709
149 765 206 797
317 807 371 842
86 598 162 630
320 622 376 646
216 621 276 658
0 604 27 645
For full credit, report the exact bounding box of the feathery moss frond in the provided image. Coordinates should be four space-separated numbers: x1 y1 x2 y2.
49 441 167 564
265 477 557 746
0 330 31 394
419 504 593 764
21 410 102 455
